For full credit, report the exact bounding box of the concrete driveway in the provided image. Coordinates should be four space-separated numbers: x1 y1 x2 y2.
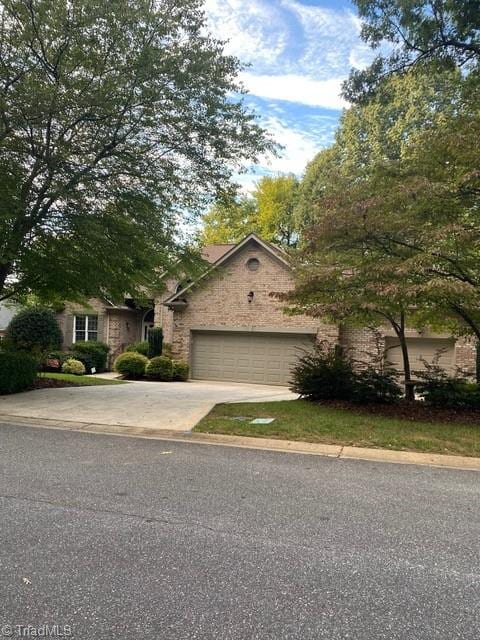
0 380 297 431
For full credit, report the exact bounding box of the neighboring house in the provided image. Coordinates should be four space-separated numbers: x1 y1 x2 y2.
57 233 476 384
0 302 20 338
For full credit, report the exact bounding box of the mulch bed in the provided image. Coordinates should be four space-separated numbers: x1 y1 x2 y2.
34 377 78 390
320 399 480 426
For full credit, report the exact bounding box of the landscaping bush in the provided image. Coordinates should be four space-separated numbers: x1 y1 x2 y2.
147 327 163 357
45 350 71 371
172 360 189 381
0 351 38 394
6 307 62 354
114 352 148 378
416 364 480 409
351 366 402 404
291 345 355 401
62 358 86 376
71 341 110 372
145 355 173 381
125 341 149 356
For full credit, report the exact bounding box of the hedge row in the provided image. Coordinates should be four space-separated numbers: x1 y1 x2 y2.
113 352 189 381
0 351 38 394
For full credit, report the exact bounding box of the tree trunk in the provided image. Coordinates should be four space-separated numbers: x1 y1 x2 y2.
390 312 415 402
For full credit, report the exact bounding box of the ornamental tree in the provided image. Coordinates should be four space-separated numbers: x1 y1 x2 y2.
0 0 273 303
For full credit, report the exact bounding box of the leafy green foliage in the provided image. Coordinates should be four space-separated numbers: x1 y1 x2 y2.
145 356 174 381
114 352 148 379
0 0 273 303
147 327 163 358
200 174 299 246
345 0 480 102
125 341 150 357
291 344 402 404
0 351 38 394
62 358 86 376
172 360 189 381
351 367 402 405
71 341 109 372
416 363 480 409
291 345 355 401
6 307 62 353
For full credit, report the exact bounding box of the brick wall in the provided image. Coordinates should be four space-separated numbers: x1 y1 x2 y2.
169 241 339 363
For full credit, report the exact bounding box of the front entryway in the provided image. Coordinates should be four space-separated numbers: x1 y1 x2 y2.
191 331 315 385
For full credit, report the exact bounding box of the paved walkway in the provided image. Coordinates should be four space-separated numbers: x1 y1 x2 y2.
0 380 297 431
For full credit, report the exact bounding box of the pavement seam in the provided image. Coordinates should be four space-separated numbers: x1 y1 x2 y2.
0 415 479 471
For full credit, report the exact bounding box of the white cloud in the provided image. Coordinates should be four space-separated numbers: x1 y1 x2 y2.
240 71 348 110
204 0 288 68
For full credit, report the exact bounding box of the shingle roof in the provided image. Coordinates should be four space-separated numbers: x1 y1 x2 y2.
201 244 236 264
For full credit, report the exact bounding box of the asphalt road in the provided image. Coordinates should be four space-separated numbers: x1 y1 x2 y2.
0 424 479 640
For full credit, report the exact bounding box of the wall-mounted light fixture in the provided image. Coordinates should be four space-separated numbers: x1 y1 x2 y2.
247 291 254 303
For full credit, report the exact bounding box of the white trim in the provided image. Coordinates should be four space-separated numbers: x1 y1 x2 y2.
72 314 98 343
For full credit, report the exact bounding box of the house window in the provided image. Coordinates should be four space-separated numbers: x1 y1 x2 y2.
74 315 98 342
246 257 260 271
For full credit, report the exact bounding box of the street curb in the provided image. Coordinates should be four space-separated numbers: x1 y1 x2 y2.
0 413 479 471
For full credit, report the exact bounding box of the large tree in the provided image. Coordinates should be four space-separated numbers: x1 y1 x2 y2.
0 0 272 302
199 174 299 246
289 68 480 390
345 0 480 102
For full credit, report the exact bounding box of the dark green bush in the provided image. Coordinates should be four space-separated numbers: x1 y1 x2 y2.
351 366 402 404
147 327 163 357
6 307 62 354
291 345 355 401
125 341 149 356
71 341 110 372
172 360 189 381
145 355 173 381
0 351 38 394
416 364 480 409
114 352 148 378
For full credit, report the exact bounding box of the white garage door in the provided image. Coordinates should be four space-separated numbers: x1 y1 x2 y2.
191 331 315 385
385 337 455 374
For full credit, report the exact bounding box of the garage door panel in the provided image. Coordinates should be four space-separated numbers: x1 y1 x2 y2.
191 331 314 385
385 337 455 373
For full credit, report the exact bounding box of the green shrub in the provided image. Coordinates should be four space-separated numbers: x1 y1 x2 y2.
291 345 355 401
416 364 480 409
172 360 189 381
62 358 86 376
351 366 402 404
125 341 149 356
114 352 148 378
145 355 173 381
147 327 163 357
45 350 71 371
6 307 62 354
0 351 38 394
71 341 110 372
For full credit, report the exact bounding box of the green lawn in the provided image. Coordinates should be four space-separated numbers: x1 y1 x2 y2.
194 400 480 458
39 373 128 386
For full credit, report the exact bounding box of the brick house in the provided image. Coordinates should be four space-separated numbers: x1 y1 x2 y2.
57 233 476 384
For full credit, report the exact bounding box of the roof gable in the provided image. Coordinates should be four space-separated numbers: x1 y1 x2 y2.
163 233 290 306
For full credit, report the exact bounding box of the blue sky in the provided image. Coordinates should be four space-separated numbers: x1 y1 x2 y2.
204 0 374 190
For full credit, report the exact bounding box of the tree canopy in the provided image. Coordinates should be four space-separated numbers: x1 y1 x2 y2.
287 67 480 387
345 0 480 102
0 0 272 303
199 174 299 247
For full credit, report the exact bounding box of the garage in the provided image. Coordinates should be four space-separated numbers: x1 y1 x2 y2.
384 337 455 374
191 331 315 385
